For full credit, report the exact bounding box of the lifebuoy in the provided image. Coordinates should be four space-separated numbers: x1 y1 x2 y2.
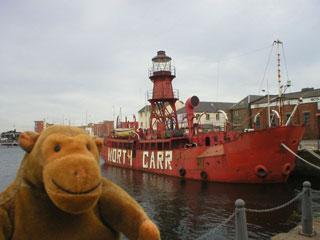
201 171 208 180
255 165 267 178
179 168 186 176
282 163 292 175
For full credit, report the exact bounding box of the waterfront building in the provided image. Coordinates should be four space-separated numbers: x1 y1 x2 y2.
98 120 114 137
34 119 113 137
228 95 263 131
88 121 114 137
34 120 53 133
227 88 320 140
138 101 184 130
138 105 152 130
177 101 235 131
79 125 94 136
250 87 320 139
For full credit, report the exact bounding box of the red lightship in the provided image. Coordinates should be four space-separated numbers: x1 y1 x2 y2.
101 50 305 183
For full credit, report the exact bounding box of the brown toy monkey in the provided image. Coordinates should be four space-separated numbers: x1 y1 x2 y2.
0 125 160 240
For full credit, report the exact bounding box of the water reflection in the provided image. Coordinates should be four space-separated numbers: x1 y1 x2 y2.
101 164 311 240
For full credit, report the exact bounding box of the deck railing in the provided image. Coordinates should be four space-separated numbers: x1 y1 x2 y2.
146 89 179 101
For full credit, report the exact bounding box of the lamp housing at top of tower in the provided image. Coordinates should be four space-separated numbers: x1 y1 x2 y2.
148 50 176 77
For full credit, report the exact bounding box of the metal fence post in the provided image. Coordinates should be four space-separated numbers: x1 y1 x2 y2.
300 181 315 236
235 199 248 240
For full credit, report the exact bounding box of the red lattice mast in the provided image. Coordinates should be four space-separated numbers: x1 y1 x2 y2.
147 51 179 135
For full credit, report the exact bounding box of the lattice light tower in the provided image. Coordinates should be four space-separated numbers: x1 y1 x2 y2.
147 51 179 134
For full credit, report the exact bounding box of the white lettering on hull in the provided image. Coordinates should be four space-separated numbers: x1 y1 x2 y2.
142 150 172 170
157 151 163 170
165 151 173 170
107 148 133 166
142 151 149 168
112 149 116 163
107 148 172 171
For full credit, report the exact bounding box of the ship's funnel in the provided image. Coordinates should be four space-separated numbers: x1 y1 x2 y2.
185 96 200 142
186 96 200 115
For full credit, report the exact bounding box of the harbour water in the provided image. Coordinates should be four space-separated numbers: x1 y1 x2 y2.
1 146 319 240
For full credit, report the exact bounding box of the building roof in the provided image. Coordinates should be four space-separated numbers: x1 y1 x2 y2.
138 105 152 113
230 95 263 110
138 100 184 113
176 101 235 114
284 87 320 99
251 88 320 104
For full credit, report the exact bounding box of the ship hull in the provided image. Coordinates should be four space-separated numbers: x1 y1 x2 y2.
101 126 305 183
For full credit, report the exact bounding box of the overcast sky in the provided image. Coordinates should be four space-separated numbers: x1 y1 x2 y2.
0 0 319 133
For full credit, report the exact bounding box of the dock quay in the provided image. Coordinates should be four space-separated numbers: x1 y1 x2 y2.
0 141 19 147
271 216 320 240
299 140 320 152
269 141 320 239
197 181 320 240
292 139 320 177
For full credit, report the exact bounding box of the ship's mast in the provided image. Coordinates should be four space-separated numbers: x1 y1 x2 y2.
274 40 284 126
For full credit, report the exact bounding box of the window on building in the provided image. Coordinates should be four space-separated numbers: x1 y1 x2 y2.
216 113 220 121
286 113 291 121
206 114 210 120
271 115 276 127
234 110 239 117
256 116 261 129
284 113 291 125
140 122 143 128
304 112 310 126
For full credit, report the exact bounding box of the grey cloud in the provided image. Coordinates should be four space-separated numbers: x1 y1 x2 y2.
0 0 319 132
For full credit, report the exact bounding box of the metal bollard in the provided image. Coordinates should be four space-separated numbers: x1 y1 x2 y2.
235 199 248 240
300 181 315 236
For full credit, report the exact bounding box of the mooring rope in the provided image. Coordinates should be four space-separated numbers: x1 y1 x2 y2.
281 143 320 171
299 143 320 160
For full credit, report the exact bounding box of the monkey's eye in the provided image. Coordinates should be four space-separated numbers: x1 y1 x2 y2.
86 144 91 151
54 144 61 152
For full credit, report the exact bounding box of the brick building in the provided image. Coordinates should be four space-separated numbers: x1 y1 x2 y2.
34 120 46 133
228 95 263 131
34 119 114 137
34 120 53 133
91 121 114 137
250 88 320 139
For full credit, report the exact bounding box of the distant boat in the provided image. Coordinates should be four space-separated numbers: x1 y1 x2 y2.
101 47 305 183
0 130 21 146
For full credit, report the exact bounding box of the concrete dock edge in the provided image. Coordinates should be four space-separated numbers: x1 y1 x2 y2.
271 216 320 240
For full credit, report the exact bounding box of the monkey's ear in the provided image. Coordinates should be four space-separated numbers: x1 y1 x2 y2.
93 137 103 153
19 131 40 153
